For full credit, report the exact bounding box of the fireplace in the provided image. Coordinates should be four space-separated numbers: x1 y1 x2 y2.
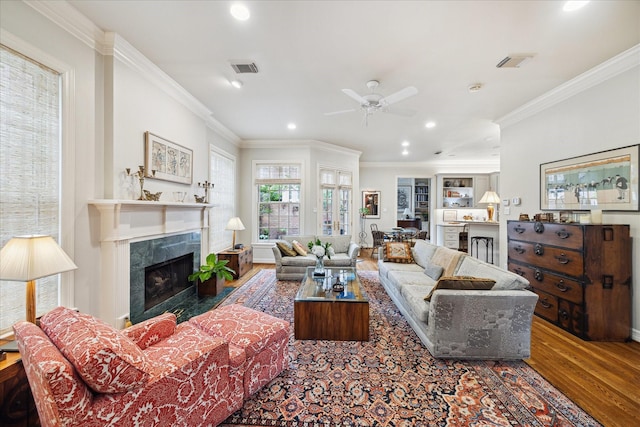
130 232 201 324
144 253 194 311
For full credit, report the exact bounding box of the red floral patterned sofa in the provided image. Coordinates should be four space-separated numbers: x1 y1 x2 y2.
13 304 290 427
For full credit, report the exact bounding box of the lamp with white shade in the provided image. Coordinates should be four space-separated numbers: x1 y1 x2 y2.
0 235 77 352
478 191 501 222
225 217 245 251
403 208 411 219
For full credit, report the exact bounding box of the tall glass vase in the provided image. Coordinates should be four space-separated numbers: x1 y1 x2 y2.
314 256 325 275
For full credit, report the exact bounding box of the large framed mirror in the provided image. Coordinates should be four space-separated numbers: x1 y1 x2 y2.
362 191 381 219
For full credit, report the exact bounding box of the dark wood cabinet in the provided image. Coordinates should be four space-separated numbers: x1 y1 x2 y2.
0 352 40 427
397 219 421 229
507 220 631 341
218 247 253 280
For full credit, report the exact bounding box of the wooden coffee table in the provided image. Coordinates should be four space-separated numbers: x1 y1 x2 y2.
294 267 369 341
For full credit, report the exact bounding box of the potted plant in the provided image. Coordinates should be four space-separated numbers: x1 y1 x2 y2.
188 253 236 297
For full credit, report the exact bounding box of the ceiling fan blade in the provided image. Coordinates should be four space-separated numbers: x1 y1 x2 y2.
324 108 357 116
379 86 418 106
383 107 417 117
342 89 368 105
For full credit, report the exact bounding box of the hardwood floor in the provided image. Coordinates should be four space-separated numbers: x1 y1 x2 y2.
234 249 640 427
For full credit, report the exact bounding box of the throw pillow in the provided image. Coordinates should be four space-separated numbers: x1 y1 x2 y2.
276 240 297 257
291 240 308 256
423 262 444 280
424 276 496 301
40 306 150 393
384 242 413 263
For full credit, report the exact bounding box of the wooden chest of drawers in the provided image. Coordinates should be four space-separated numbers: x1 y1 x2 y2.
507 220 631 341
217 247 253 279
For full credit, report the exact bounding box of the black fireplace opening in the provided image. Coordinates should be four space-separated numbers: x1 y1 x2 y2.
144 253 194 311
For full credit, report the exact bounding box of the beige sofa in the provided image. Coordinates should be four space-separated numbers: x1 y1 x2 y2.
272 235 360 280
378 239 538 360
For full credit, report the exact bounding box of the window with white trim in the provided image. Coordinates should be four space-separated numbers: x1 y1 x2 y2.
256 163 301 240
209 147 235 253
319 168 352 236
0 45 61 334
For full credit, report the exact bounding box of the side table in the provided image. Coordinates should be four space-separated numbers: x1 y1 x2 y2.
0 350 40 426
218 246 253 279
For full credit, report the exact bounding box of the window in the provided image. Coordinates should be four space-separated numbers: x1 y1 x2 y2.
0 45 61 334
255 163 301 240
319 168 352 236
209 147 235 253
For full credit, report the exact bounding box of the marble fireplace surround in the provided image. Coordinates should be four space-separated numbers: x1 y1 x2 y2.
89 200 212 328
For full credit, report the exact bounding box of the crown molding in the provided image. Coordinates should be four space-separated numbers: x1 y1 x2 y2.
497 44 640 129
24 1 240 145
24 0 107 54
241 139 362 157
360 159 500 170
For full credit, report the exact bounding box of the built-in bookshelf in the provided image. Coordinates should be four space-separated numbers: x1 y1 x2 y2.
441 177 474 208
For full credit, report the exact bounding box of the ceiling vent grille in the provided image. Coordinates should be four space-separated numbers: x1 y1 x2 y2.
496 55 534 68
231 62 259 73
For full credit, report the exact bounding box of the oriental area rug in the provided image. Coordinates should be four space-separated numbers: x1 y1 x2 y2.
218 269 600 427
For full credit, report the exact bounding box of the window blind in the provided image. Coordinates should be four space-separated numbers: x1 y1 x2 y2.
0 45 61 334
209 148 235 253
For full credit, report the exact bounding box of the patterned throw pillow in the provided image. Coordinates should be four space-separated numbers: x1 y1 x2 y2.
424 276 496 301
40 306 150 393
276 240 297 257
384 242 413 263
291 240 308 256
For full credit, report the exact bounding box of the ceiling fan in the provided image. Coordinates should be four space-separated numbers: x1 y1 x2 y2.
325 80 418 125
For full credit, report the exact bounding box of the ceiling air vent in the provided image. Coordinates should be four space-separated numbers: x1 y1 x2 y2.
230 62 259 74
496 54 534 68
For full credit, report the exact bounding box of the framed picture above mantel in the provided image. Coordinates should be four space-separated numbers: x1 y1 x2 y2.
145 131 193 185
540 144 639 211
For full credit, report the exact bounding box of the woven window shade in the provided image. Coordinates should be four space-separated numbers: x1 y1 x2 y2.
0 45 61 334
209 149 235 253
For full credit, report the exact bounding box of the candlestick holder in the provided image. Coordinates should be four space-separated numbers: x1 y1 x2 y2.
126 166 156 200
197 180 214 203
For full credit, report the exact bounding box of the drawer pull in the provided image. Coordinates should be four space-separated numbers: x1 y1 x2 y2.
514 246 525 254
513 225 526 234
539 299 552 309
555 281 569 292
534 244 544 256
513 267 526 277
534 270 544 282
559 309 570 321
556 229 571 239
534 222 545 233
555 254 570 264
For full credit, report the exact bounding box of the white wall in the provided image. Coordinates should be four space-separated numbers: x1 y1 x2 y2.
499 61 640 339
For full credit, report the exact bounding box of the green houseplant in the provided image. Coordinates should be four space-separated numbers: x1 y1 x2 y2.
188 253 236 297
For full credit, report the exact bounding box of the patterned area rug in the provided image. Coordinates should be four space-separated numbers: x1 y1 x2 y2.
219 269 600 427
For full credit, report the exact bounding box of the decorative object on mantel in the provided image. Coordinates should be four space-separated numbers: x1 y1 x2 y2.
126 165 156 200
173 191 186 202
0 235 77 330
197 180 215 203
194 195 206 203
143 190 162 201
478 190 501 222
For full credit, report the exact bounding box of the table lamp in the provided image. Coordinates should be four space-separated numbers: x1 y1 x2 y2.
403 208 411 219
225 217 245 250
0 235 78 325
478 191 501 222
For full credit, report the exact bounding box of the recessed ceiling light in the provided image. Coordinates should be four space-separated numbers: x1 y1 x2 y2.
230 79 243 89
402 150 409 156
425 121 436 129
287 123 297 130
563 1 589 12
402 141 410 147
230 4 250 21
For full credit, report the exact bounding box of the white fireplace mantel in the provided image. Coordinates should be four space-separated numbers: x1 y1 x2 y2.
89 199 213 327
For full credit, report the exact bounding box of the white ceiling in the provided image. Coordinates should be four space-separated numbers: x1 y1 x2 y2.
67 0 640 164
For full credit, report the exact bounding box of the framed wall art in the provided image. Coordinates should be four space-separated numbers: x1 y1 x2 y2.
540 144 639 211
362 191 380 219
145 131 193 185
397 185 411 212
